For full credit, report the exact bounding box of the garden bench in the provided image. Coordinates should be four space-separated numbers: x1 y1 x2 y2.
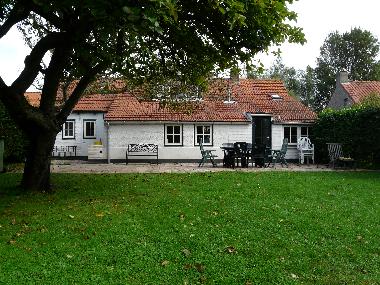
126 143 158 164
52 146 77 157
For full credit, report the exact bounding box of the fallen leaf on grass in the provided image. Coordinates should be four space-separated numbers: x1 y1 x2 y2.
8 240 16 245
194 263 205 273
290 273 299 279
225 246 237 254
181 248 191 257
95 212 104 217
199 275 207 284
161 260 170 267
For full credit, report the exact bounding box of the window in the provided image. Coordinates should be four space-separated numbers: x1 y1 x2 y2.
83 120 96 139
301 126 309 137
62 120 75 139
284 126 298 144
195 125 213 145
165 125 182 146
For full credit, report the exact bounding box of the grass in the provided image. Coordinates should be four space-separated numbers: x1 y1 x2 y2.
0 171 379 284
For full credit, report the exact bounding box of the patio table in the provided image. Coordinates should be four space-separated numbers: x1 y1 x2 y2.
221 142 251 168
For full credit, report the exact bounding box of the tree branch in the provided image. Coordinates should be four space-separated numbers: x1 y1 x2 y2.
0 77 54 133
30 4 65 30
0 1 31 39
11 32 66 94
57 64 105 124
40 44 72 116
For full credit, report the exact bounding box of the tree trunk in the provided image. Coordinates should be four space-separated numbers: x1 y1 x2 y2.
21 131 57 192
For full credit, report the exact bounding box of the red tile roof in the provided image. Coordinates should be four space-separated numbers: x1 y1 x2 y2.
24 92 115 112
24 79 316 123
73 94 116 112
105 79 316 123
25 92 42 107
105 93 247 122
341 81 380 103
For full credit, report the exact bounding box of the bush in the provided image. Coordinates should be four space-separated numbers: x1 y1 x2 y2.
314 104 380 168
0 102 28 162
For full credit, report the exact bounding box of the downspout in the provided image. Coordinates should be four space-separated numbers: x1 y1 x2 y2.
245 112 254 147
106 122 110 164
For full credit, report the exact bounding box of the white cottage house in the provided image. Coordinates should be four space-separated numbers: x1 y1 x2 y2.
26 79 316 162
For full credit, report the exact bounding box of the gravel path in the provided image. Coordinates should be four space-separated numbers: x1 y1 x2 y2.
51 160 333 173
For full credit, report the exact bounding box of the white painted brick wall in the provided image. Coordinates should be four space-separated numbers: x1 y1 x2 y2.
54 112 107 157
108 122 252 160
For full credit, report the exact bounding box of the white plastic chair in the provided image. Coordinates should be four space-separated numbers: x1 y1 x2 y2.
297 137 314 164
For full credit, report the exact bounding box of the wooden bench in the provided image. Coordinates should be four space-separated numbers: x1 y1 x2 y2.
52 146 77 157
126 144 158 164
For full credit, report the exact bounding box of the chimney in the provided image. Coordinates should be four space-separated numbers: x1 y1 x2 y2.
336 71 349 85
230 66 240 83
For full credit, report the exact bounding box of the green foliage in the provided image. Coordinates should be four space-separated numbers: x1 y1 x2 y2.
10 0 305 86
313 105 380 167
314 28 380 111
1 172 379 284
0 102 27 162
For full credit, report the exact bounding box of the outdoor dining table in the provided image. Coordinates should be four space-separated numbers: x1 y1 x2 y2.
221 142 272 168
220 142 252 168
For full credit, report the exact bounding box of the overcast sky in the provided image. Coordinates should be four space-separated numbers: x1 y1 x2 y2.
258 0 380 69
0 0 379 90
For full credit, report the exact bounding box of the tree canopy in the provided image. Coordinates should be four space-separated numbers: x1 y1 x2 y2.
0 0 305 191
314 28 380 111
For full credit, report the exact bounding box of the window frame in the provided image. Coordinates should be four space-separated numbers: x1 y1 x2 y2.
284 126 298 144
62 119 75 140
83 119 96 139
284 125 313 145
194 125 213 146
164 124 183 146
300 126 310 138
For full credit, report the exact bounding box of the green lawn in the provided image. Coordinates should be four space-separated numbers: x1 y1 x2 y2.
0 172 379 284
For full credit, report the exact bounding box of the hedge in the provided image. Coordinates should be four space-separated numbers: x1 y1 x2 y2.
313 105 380 168
0 102 28 162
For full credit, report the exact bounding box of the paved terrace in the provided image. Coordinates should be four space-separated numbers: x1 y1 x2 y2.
50 160 337 173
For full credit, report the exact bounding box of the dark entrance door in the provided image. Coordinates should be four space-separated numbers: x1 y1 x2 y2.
253 116 272 147
251 116 272 167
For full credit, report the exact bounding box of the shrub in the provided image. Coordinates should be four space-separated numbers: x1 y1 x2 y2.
314 104 380 168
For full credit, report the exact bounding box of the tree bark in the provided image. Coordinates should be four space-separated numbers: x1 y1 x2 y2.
21 130 57 192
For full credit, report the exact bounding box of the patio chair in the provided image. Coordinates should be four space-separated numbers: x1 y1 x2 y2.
272 138 288 167
250 143 271 167
233 142 248 167
198 139 218 167
326 143 355 169
297 137 314 164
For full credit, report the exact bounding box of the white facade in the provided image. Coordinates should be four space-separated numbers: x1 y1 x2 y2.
54 114 312 161
108 122 251 161
55 112 107 157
